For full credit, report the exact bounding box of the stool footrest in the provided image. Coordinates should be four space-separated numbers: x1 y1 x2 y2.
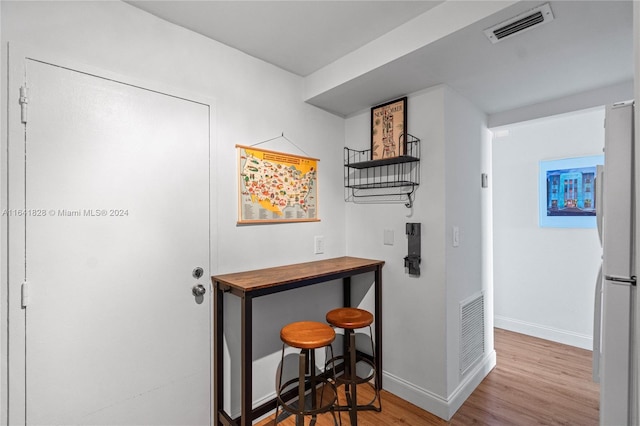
277 377 337 417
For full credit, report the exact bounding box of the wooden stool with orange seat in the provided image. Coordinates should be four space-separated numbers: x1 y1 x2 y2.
325 308 381 425
275 321 339 425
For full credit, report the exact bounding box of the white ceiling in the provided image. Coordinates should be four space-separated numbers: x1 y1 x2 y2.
127 1 633 118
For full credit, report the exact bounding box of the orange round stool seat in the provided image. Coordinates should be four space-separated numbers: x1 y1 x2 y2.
280 320 336 349
326 307 373 330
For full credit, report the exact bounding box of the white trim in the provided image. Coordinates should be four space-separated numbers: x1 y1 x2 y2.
5 41 28 426
382 371 449 420
382 351 496 421
251 391 277 424
447 350 496 419
495 315 593 350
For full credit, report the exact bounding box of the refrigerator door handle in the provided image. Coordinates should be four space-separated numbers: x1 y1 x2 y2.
593 265 603 383
604 275 637 285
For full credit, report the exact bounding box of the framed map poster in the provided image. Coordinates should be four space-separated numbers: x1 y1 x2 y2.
237 145 319 224
371 97 407 160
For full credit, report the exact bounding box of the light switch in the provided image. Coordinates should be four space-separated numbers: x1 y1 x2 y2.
452 226 460 247
314 236 324 254
481 173 489 188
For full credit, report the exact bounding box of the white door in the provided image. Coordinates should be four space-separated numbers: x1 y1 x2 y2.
18 59 212 425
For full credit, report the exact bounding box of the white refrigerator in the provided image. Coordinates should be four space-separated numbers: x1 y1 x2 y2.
593 101 636 425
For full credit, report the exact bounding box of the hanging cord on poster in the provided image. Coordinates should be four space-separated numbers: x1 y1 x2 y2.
250 133 313 159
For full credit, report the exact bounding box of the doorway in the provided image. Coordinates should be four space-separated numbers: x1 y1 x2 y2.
491 107 605 350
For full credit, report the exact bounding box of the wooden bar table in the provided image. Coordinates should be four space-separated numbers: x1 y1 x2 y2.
212 256 384 426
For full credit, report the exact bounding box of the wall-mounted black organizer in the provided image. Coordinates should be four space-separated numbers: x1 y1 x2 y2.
344 134 420 207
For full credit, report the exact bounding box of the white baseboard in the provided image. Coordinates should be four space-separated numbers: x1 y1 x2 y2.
494 315 593 350
382 350 496 421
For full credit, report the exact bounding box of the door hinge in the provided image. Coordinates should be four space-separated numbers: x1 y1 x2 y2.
21 281 30 308
19 85 29 124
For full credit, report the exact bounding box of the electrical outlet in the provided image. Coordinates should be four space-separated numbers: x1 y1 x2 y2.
314 235 325 254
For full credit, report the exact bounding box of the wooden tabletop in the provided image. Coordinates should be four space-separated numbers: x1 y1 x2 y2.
211 256 384 294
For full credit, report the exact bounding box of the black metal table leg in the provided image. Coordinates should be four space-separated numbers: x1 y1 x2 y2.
375 265 382 390
214 283 224 425
241 294 253 426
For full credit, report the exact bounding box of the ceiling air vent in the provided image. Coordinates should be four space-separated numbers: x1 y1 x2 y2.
484 3 554 44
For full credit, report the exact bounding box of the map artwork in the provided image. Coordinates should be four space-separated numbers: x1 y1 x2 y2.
237 145 319 224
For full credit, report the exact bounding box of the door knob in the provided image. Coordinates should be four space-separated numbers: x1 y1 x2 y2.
192 284 206 296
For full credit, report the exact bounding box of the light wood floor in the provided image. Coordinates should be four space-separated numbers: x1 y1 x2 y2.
256 328 600 425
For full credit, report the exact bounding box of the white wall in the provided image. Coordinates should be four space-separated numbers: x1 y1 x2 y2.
344 85 494 420
0 2 518 423
345 86 448 406
492 107 605 349
444 88 494 403
0 0 346 421
488 80 633 128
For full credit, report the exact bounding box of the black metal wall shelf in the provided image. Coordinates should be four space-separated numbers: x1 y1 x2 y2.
344 134 420 208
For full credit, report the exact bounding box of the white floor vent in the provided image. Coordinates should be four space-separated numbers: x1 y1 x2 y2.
484 3 554 44
460 292 485 375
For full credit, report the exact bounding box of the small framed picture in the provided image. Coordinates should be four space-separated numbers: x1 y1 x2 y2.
539 155 603 228
371 97 407 160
